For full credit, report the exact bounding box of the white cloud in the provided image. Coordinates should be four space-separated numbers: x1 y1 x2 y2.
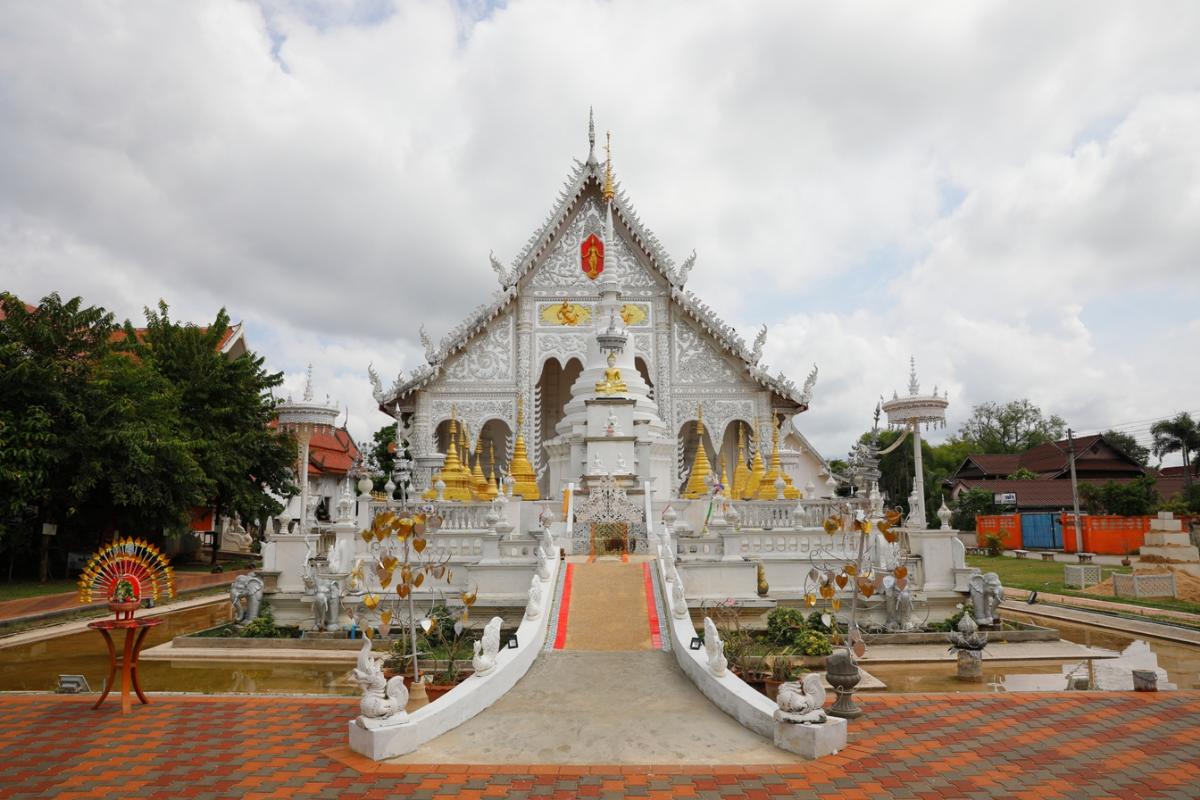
2 1 1199 454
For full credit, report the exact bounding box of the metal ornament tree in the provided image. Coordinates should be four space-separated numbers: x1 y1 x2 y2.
351 506 476 683
801 428 909 717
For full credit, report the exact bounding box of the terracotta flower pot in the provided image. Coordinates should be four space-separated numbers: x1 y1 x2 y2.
764 677 783 701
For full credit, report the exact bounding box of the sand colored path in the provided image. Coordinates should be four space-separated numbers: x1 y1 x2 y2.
560 558 653 651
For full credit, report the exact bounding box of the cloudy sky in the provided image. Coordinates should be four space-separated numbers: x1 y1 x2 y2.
3 0 1198 461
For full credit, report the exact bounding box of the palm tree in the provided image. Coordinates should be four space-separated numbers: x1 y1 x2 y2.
1150 413 1200 489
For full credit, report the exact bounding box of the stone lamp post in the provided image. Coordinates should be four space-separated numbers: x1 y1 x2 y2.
276 364 340 536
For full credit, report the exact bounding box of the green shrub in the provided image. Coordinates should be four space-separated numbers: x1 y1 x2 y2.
929 608 967 633
806 610 829 632
795 629 832 657
240 603 280 638
765 607 807 645
983 533 1004 557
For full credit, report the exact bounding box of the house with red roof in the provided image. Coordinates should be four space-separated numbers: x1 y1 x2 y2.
948 433 1190 511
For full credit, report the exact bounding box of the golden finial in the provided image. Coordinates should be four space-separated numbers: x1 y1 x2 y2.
516 394 524 426
602 130 615 202
683 406 713 499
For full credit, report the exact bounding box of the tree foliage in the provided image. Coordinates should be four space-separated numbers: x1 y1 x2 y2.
1079 476 1159 516
1102 430 1150 467
1150 413 1200 488
0 292 295 581
950 488 998 531
953 399 1066 454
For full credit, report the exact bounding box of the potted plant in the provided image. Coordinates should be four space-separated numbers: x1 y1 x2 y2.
426 632 472 702
1121 545 1133 568
764 647 796 701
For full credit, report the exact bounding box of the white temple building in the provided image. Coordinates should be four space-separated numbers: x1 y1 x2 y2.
372 119 824 511
264 117 977 632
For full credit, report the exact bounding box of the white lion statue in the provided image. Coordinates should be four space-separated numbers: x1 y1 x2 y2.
472 616 503 676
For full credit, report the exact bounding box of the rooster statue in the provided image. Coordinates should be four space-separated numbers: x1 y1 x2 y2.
774 673 828 725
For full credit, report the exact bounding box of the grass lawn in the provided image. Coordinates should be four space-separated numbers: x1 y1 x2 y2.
967 554 1200 618
0 579 78 602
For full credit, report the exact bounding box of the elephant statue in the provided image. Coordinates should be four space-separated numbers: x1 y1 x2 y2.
230 574 264 623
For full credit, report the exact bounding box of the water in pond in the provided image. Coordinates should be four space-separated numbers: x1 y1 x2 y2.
4 602 1199 696
864 611 1200 693
0 602 358 696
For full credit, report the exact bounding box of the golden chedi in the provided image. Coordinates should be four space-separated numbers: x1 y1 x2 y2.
744 421 766 499
470 435 489 500
482 440 499 501
509 398 540 500
433 414 473 502
756 417 785 500
732 423 751 499
683 406 713 499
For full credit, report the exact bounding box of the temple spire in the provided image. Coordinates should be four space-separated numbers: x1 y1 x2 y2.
908 356 920 396
603 130 615 203
586 107 597 166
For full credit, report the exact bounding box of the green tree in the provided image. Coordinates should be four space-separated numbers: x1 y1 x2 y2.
368 422 399 493
1102 430 1150 467
1005 467 1039 480
0 293 118 580
1150 413 1200 488
124 303 296 538
1079 476 1158 516
950 488 998 531
953 399 1066 454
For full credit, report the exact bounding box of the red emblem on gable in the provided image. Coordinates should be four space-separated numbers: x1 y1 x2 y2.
580 234 604 280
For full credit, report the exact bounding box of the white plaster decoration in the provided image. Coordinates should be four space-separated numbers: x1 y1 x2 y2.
471 617 503 677
537 332 589 366
671 578 688 619
674 319 740 385
674 399 757 451
703 617 728 676
429 399 516 447
442 315 514 383
353 638 409 728
525 576 543 620
529 198 659 292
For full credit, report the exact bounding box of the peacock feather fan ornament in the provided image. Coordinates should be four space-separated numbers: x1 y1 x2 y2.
78 538 176 618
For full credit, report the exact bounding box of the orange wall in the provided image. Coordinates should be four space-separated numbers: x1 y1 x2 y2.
976 514 1022 549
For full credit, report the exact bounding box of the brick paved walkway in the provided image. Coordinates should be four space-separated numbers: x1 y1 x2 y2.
2 692 1198 798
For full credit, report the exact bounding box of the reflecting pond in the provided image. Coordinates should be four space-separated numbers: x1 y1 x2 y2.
0 602 358 696
3 602 1198 696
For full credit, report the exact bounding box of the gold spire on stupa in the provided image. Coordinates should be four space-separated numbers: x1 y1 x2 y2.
509 397 540 500
683 405 713 499
483 439 499 501
756 415 786 500
720 455 732 496
470 433 489 500
434 410 473 502
744 420 766 500
732 423 751 500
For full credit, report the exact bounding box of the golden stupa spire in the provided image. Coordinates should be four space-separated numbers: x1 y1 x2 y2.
602 131 615 202
683 405 713 499
744 419 766 500
720 455 732 496
732 423 751 500
509 395 540 500
434 408 473 502
756 415 785 500
470 432 489 500
483 439 499 501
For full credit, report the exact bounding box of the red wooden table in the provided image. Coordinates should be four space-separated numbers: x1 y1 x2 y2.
87 617 162 713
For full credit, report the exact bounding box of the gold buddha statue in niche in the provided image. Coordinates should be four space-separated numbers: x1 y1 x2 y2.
594 351 628 395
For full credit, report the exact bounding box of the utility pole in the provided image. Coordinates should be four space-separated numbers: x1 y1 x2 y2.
1067 428 1083 554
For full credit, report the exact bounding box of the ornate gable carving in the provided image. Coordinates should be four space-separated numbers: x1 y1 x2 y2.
529 198 660 293
673 317 740 385
441 313 514 383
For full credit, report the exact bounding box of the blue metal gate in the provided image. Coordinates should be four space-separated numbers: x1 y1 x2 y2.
1021 512 1063 549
